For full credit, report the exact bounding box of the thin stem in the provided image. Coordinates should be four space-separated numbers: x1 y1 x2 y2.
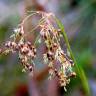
24 17 46 37
20 11 47 26
54 16 90 96
34 34 41 46
19 11 54 38
21 12 37 26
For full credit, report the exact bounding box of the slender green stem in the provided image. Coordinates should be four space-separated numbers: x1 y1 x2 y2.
54 16 90 96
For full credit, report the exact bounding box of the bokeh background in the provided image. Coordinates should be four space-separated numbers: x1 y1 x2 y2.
0 0 96 96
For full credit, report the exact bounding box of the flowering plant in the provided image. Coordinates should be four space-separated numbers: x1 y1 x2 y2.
0 11 76 91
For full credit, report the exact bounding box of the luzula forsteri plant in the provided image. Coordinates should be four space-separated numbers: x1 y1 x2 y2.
0 11 76 91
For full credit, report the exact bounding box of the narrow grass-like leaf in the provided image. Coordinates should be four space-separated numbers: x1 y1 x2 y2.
54 16 90 96
79 66 90 96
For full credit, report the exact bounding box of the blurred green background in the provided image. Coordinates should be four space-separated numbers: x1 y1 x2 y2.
0 0 96 96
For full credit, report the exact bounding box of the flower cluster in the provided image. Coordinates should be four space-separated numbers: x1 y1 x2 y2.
39 13 76 90
3 25 36 75
0 11 76 90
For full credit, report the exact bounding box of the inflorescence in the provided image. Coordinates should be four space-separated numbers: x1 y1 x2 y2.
0 11 76 91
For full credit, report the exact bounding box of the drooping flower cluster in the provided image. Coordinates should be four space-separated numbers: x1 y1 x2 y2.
3 25 36 75
0 11 76 90
39 13 76 90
